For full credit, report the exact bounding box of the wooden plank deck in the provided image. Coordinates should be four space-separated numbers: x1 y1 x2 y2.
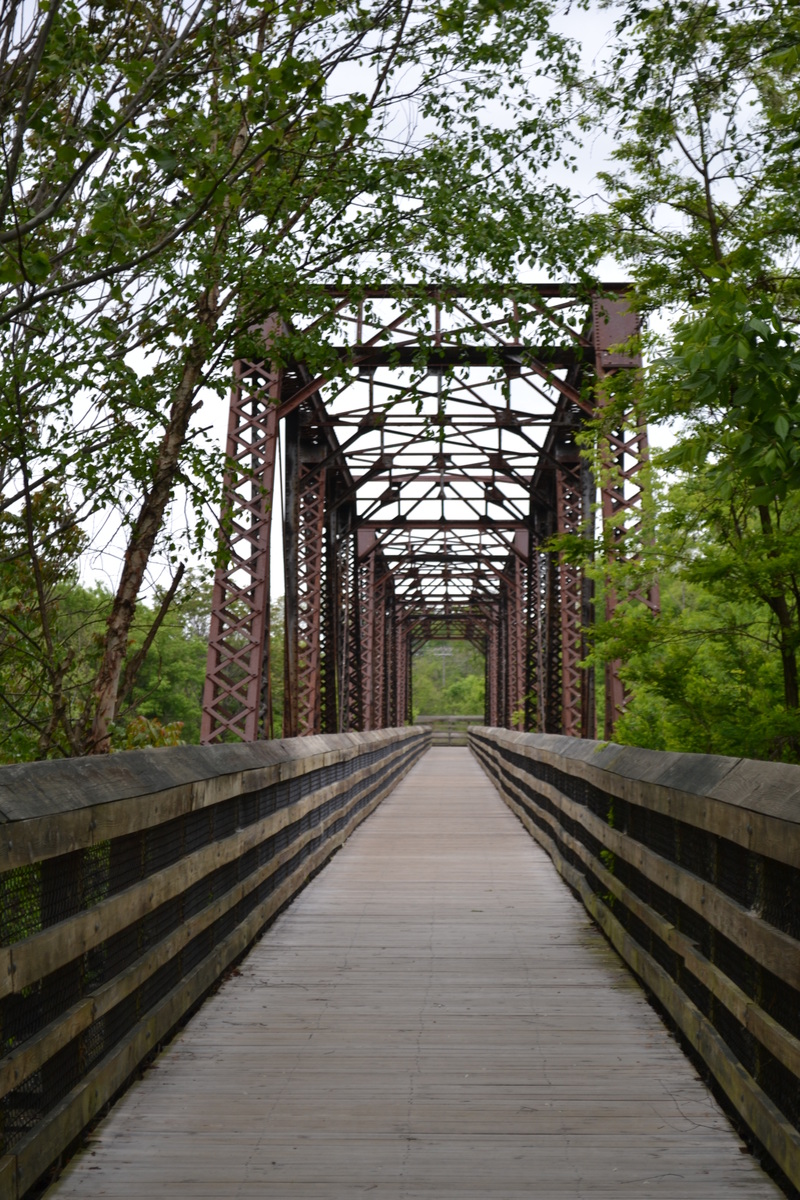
47 747 781 1198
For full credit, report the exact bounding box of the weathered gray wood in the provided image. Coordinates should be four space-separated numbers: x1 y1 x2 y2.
0 740 419 1099
478 738 800 990
480 742 800 1082
472 727 800 867
0 728 426 868
46 748 781 1199
1 745 416 1200
2 739 415 1000
473 739 800 1191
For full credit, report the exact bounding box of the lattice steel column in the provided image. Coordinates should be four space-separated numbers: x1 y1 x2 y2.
283 409 300 737
485 615 501 727
580 458 597 739
395 609 411 724
322 475 346 733
529 502 562 734
381 591 392 728
373 572 387 728
296 461 326 735
357 539 378 730
593 297 659 738
555 448 584 738
505 542 527 731
201 356 281 743
343 534 364 732
525 538 543 733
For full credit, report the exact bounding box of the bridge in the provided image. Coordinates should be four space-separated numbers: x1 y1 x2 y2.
1 730 798 1198
200 286 658 746
1 286 798 1198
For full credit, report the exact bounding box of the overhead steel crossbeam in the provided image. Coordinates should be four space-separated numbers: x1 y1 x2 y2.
201 287 657 744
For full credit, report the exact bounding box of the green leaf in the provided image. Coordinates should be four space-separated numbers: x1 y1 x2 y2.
775 413 790 441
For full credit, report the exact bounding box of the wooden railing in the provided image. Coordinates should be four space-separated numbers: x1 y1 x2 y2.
415 716 482 746
0 727 429 1200
470 727 800 1193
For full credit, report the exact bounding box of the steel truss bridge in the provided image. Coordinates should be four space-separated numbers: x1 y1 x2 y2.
200 284 659 746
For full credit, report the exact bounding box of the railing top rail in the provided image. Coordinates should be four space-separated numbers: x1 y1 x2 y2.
0 729 429 871
415 715 483 722
470 727 800 830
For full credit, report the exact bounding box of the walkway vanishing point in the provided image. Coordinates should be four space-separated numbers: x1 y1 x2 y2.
46 748 781 1199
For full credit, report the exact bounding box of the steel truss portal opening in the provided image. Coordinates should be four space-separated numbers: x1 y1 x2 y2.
201 285 658 744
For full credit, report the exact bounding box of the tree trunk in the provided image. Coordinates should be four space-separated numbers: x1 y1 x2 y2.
758 504 799 710
85 311 213 753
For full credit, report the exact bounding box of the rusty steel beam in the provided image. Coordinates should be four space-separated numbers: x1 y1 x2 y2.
203 284 658 747
555 447 584 738
593 297 659 739
201 356 280 743
336 345 584 369
295 458 326 735
282 409 300 738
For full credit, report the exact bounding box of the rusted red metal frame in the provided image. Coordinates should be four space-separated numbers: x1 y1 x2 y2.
295 459 326 735
201 356 280 744
554 451 584 738
203 287 656 745
592 297 659 738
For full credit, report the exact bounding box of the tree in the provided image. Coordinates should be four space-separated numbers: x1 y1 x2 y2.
0 567 212 761
2 0 585 756
412 640 485 718
589 478 800 761
581 0 800 756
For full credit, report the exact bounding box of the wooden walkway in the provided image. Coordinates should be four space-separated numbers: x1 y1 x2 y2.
48 747 781 1198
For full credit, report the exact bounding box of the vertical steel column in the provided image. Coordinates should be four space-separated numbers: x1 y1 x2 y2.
593 297 659 738
201 356 281 743
526 505 548 733
543 536 562 734
384 591 396 727
282 409 300 737
524 538 541 733
357 537 378 729
395 609 410 724
322 475 346 733
506 534 528 730
555 447 584 738
295 457 326 735
362 552 376 730
530 499 563 735
373 569 387 728
485 615 501 726
344 533 364 732
580 456 597 740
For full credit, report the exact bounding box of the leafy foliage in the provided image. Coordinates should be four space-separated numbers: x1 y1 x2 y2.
1 0 586 755
580 0 800 758
412 641 485 718
590 480 800 760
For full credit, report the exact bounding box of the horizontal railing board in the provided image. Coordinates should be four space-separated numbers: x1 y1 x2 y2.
477 754 800 1192
3 753 411 1200
0 744 417 1100
0 729 425 869
471 728 800 867
479 741 800 990
1 740 412 999
470 729 800 1194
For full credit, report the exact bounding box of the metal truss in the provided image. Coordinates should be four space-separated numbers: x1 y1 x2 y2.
202 286 657 744
201 355 280 743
